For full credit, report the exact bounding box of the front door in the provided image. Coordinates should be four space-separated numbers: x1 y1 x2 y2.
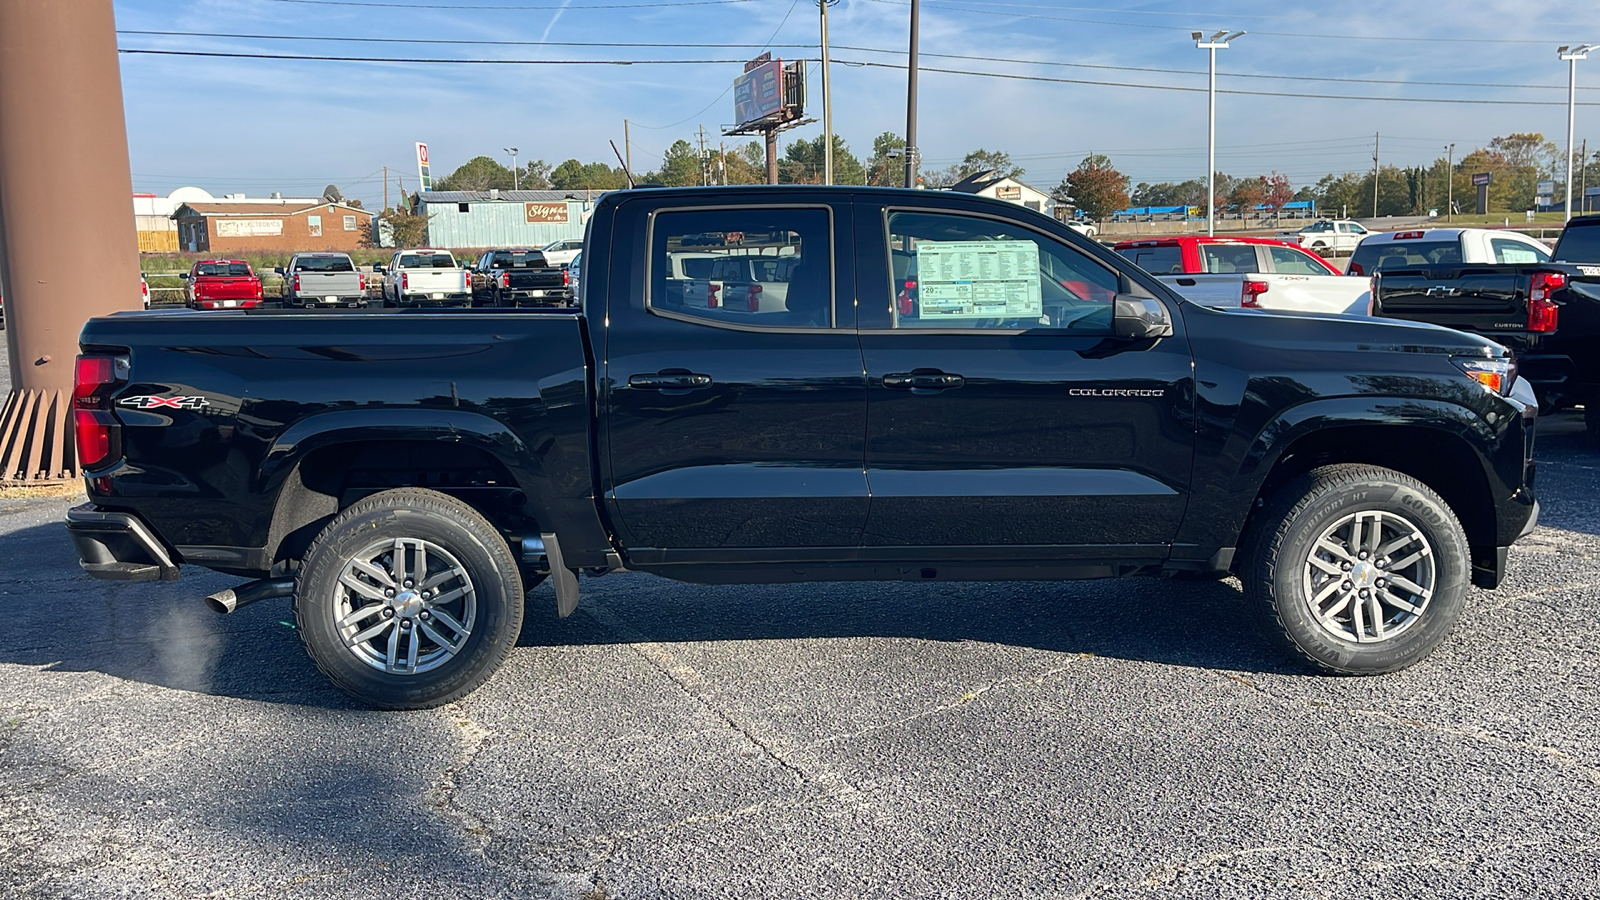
602 198 868 553
856 203 1195 552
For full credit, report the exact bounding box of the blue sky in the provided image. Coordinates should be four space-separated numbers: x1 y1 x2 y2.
114 0 1600 210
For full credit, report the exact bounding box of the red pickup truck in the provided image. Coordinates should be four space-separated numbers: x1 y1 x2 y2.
1112 235 1340 276
182 259 263 310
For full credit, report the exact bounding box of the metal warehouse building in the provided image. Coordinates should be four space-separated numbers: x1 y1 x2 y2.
415 190 592 249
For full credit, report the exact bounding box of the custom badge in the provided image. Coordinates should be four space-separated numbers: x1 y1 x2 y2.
118 395 210 410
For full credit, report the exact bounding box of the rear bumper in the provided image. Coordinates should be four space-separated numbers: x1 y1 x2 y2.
65 503 180 582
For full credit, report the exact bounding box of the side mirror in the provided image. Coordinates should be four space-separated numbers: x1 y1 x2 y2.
178 272 190 280
372 265 385 274
273 267 285 275
1113 294 1173 340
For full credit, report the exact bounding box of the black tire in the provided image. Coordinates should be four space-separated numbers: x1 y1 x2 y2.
1241 464 1469 675
294 488 524 709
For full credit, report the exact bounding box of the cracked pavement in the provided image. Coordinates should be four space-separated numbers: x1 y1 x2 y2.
4 374 1600 896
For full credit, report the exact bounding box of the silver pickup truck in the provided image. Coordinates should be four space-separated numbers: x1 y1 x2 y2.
278 252 368 308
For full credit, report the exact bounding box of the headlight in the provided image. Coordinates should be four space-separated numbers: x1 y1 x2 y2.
1452 356 1515 395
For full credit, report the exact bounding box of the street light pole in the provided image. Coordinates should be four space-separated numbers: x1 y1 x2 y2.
1445 142 1455 223
504 146 520 191
1559 45 1598 221
819 0 838 185
1193 30 1244 237
904 0 920 189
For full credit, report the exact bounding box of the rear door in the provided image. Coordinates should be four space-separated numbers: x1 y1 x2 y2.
601 194 869 554
855 198 1195 554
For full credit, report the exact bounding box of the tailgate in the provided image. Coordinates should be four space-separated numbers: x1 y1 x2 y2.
195 278 257 299
507 268 564 290
297 272 361 293
1157 274 1244 308
1374 267 1528 332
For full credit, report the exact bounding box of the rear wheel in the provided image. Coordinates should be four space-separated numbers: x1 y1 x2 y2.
1241 464 1468 674
294 488 524 709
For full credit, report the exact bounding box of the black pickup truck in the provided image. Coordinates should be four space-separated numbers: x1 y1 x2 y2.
1367 219 1600 416
468 248 570 308
66 186 1539 709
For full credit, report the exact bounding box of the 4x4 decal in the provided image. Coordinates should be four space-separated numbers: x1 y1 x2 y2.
118 395 210 410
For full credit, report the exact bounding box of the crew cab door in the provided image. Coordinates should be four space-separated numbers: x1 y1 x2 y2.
601 196 868 551
856 200 1195 552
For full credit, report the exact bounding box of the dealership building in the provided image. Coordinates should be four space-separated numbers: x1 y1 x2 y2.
412 190 592 249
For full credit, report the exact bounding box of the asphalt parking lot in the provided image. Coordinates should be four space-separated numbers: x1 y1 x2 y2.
3 342 1600 898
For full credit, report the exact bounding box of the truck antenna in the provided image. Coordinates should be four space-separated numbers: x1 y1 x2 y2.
610 140 636 189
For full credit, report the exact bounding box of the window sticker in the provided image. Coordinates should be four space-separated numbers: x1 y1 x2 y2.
913 240 1041 319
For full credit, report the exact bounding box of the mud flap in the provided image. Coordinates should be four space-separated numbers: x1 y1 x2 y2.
542 532 580 617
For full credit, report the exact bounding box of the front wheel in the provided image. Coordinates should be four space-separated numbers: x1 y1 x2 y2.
294 488 524 709
1241 464 1469 675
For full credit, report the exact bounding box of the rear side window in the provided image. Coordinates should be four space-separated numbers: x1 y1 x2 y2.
1266 245 1330 275
1555 224 1600 262
888 210 1119 333
650 207 833 329
1200 244 1260 274
1490 238 1549 264
293 255 354 272
1116 245 1184 274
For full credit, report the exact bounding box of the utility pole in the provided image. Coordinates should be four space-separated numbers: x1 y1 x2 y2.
504 147 520 190
383 165 389 210
905 0 920 189
697 124 709 186
819 0 837 184
1193 30 1243 236
1446 142 1455 223
719 141 728 185
1559 46 1598 221
1372 132 1380 218
624 119 632 175
1583 138 1590 213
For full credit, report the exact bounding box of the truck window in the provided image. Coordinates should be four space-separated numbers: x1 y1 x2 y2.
1200 244 1260 274
1352 240 1459 271
196 262 251 277
398 253 455 268
1115 245 1183 274
1490 237 1549 265
487 251 547 269
1267 245 1329 275
293 256 354 272
1555 225 1600 262
887 210 1118 333
650 207 833 328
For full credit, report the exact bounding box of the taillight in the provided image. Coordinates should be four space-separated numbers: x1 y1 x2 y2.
73 354 125 470
501 271 511 289
898 280 916 316
401 272 409 290
1348 262 1364 276
707 283 721 308
563 268 571 287
747 283 762 312
1241 280 1269 308
358 273 367 292
1529 271 1565 333
254 279 263 300
292 274 301 293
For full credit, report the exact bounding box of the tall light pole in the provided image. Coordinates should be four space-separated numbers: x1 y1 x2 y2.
1445 143 1455 223
1193 30 1244 236
1559 45 1598 221
504 146 520 190
818 0 839 185
904 0 920 189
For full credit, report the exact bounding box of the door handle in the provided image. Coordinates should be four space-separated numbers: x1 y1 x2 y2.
628 369 713 392
882 369 965 392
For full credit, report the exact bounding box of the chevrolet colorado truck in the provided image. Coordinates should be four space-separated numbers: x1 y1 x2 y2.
1115 236 1371 316
1365 225 1600 413
278 252 368 308
66 186 1540 709
181 259 263 310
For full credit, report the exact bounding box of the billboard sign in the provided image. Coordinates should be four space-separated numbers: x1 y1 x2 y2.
1471 172 1491 187
733 59 785 128
524 202 570 224
416 141 433 192
1538 179 1556 195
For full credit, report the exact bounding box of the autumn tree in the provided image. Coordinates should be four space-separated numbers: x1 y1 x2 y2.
374 205 429 248
1260 171 1294 218
1227 179 1267 218
1057 154 1129 221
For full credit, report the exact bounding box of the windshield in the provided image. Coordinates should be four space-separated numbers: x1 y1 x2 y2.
398 253 456 268
196 262 251 277
488 251 547 269
1350 239 1462 271
1556 225 1600 263
293 255 354 272
1115 245 1184 274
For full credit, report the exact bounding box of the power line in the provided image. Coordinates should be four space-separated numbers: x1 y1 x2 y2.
260 0 754 8
630 0 803 131
118 49 756 65
116 31 1597 92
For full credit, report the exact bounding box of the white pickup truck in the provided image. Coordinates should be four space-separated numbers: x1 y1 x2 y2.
1345 227 1553 276
539 239 583 267
379 249 473 307
1158 272 1371 316
1279 219 1372 257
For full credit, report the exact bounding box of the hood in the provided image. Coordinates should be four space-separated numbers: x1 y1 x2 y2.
1186 302 1507 359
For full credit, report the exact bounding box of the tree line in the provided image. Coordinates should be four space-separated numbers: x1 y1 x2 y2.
404 129 1600 226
